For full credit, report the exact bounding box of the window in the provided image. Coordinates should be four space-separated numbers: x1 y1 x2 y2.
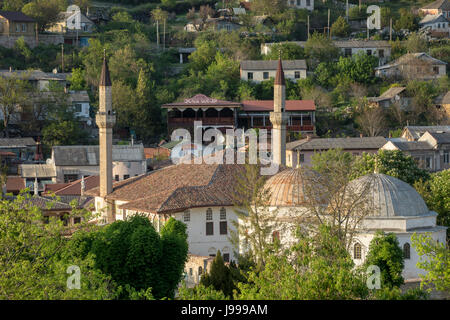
438 23 441 29
22 23 26 32
206 208 212 220
378 49 384 58
64 174 78 183
367 49 372 56
272 231 280 242
60 214 69 226
426 157 432 169
223 253 230 262
198 266 203 276
74 103 82 113
344 48 352 57
403 243 410 259
354 243 362 259
263 72 269 80
74 217 81 224
299 153 305 163
115 175 119 181
295 71 300 79
206 221 214 235
123 174 130 180
189 268 193 276
306 0 310 6
247 72 253 80
433 66 439 74
220 221 227 235
183 209 190 222
220 207 226 220
444 151 449 164
16 24 20 32
296 0 300 6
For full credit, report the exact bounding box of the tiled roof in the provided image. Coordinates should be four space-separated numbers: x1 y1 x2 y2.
86 163 245 214
144 147 171 159
6 176 25 192
421 0 450 10
20 164 56 178
376 53 447 70
0 70 69 81
389 141 433 151
378 87 406 99
240 60 307 70
0 11 35 22
420 13 449 24
404 126 450 140
242 100 316 112
43 176 100 196
0 137 35 148
427 132 450 144
44 183 70 193
286 137 387 151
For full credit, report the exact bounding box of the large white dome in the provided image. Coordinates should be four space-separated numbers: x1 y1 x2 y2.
349 173 430 217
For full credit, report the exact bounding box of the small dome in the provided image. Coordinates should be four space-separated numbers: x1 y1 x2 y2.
349 173 429 217
264 168 313 206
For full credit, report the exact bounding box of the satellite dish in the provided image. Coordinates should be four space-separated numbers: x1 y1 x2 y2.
67 4 81 13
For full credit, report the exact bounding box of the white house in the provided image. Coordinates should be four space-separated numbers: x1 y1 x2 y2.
240 60 307 82
47 5 95 33
419 13 450 35
287 0 314 10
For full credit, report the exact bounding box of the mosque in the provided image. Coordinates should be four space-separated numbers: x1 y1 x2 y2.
87 53 447 285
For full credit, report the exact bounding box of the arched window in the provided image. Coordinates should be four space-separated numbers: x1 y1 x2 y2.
220 207 226 220
183 209 190 222
206 208 213 221
354 243 362 260
403 243 410 259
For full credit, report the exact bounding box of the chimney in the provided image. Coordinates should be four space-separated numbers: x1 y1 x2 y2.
34 176 39 196
80 175 85 196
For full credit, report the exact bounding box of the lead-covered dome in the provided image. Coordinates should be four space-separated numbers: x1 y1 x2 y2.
264 168 315 206
349 173 430 217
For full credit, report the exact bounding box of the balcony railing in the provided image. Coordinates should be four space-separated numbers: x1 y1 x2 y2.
168 117 235 125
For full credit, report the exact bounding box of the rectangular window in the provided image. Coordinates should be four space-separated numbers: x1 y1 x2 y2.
183 210 190 222
74 103 82 113
378 49 384 58
295 71 300 79
344 48 352 57
206 222 214 235
189 268 193 276
247 72 253 80
444 151 449 164
206 208 212 221
220 221 227 235
22 23 26 32
367 49 372 56
115 175 119 181
426 157 432 169
123 175 130 180
263 72 269 80
306 0 310 6
297 0 300 6
299 153 305 163
220 208 226 220
223 253 230 262
433 66 439 74
16 24 20 32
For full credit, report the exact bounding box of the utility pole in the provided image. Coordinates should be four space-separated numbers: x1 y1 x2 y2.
307 15 310 39
390 18 393 41
61 44 64 72
328 9 330 39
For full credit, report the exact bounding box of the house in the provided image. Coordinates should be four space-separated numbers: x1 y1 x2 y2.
418 131 450 171
419 13 450 35
207 16 242 32
261 40 392 65
0 69 69 91
287 0 314 10
240 60 307 83
5 176 26 195
368 87 411 110
239 100 316 135
434 91 450 119
286 136 387 168
43 175 99 196
419 0 450 19
0 11 36 36
401 125 450 141
47 5 95 34
48 144 147 183
18 163 57 193
0 138 36 174
68 90 93 127
375 53 447 80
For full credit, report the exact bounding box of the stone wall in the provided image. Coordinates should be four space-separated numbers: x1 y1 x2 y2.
0 34 64 48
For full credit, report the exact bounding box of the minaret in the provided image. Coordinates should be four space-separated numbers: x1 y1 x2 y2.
269 55 288 166
96 51 116 222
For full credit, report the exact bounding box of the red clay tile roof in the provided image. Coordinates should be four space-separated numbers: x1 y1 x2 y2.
85 163 244 214
162 94 241 108
242 100 316 111
144 147 171 159
6 176 25 192
44 176 99 196
44 183 70 194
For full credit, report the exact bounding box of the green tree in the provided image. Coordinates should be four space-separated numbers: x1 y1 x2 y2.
0 73 29 137
200 251 235 298
331 16 350 37
305 32 340 68
263 43 305 60
394 8 418 31
252 0 286 16
178 283 229 300
336 52 378 84
42 120 89 147
363 231 405 289
68 68 86 91
22 0 66 31
411 233 449 292
405 32 428 53
353 150 430 185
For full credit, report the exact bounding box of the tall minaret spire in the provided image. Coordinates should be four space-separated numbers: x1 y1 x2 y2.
270 53 288 166
96 50 116 222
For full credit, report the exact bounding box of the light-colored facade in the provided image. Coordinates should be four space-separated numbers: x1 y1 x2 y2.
419 0 450 18
240 60 307 83
47 6 95 34
287 0 314 10
0 11 36 36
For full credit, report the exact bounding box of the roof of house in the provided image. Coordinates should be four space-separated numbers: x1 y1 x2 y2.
44 183 70 193
43 176 100 196
240 60 307 70
421 0 450 10
404 125 450 140
52 144 145 166
387 140 434 151
85 163 245 214
375 52 447 70
144 147 171 159
0 69 69 81
6 176 26 192
162 94 241 108
241 100 316 112
436 91 450 104
0 11 35 22
420 13 449 24
286 136 387 151
58 11 93 24
333 40 391 48
0 137 35 148
20 164 56 178
371 87 407 102
424 131 450 144
68 90 90 102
